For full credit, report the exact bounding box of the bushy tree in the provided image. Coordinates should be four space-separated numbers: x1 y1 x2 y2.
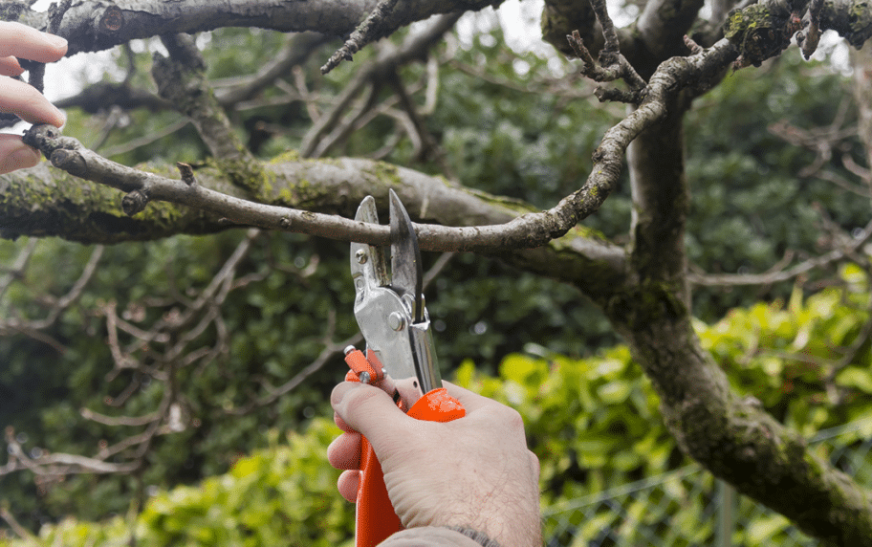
1 0 871 544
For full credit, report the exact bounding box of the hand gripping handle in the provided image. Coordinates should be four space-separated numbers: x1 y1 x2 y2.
345 350 465 547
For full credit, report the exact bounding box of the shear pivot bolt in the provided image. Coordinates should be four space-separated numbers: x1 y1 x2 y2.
388 312 405 331
355 250 367 264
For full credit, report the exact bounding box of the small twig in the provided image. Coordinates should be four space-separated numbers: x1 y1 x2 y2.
98 118 189 158
310 82 382 158
80 408 161 427
0 506 42 547
321 0 400 75
386 69 445 165
689 218 872 286
0 245 104 345
0 239 37 300
797 0 825 60
684 35 704 55
2 427 139 477
566 24 646 104
177 162 197 186
293 65 321 122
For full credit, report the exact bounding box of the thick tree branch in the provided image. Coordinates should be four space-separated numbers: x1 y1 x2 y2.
17 124 610 253
54 33 329 116
5 0 504 57
636 0 706 62
9 38 741 255
152 33 252 165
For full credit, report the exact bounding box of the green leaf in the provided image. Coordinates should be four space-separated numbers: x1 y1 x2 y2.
835 367 872 394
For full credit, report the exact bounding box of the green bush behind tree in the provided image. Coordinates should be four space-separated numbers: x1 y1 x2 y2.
3 264 868 546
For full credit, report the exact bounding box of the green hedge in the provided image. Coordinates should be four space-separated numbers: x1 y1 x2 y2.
2 265 869 546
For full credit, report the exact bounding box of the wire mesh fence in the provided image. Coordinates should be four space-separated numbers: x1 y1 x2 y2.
541 417 872 547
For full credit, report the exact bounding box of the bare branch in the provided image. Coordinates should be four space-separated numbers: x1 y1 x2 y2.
19 39 739 253
1 427 140 477
80 408 161 427
304 13 459 157
98 118 190 158
797 0 826 59
689 218 872 286
322 0 400 74
0 507 41 547
153 33 254 166
0 245 103 337
0 238 37 300
567 23 646 104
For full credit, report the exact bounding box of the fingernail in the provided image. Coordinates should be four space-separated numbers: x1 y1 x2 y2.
1 147 40 174
50 107 67 128
47 34 68 49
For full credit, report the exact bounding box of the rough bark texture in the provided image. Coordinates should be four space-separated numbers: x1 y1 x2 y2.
6 0 504 56
605 94 872 546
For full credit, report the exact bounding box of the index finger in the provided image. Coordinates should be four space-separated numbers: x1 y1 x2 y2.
0 76 65 126
0 22 67 63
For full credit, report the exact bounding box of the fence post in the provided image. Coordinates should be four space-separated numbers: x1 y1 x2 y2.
716 479 737 546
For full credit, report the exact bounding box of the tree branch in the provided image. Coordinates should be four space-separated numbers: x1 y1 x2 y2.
152 33 253 166
13 40 738 258
321 0 400 74
5 0 503 57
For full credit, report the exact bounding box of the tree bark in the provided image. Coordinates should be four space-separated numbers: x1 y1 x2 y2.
601 86 872 546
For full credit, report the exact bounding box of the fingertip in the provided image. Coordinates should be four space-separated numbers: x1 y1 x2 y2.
337 470 360 503
49 107 66 129
46 34 68 52
331 381 404 438
0 56 23 77
331 381 361 408
327 431 361 470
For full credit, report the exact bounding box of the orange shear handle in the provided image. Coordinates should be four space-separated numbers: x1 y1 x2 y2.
345 350 465 547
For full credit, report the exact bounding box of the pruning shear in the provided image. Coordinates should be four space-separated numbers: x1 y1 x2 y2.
343 189 465 547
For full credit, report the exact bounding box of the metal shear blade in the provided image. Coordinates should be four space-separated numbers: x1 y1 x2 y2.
349 190 441 396
390 190 424 323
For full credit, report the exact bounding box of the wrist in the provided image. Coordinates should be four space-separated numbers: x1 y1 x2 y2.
445 507 542 547
443 526 503 547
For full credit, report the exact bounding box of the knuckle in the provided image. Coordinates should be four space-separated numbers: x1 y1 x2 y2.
501 405 525 431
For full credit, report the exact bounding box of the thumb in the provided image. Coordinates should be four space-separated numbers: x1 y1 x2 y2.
331 382 408 445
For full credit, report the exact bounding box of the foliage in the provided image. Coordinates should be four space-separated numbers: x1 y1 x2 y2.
0 419 354 547
2 264 869 545
684 53 867 319
699 263 872 431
